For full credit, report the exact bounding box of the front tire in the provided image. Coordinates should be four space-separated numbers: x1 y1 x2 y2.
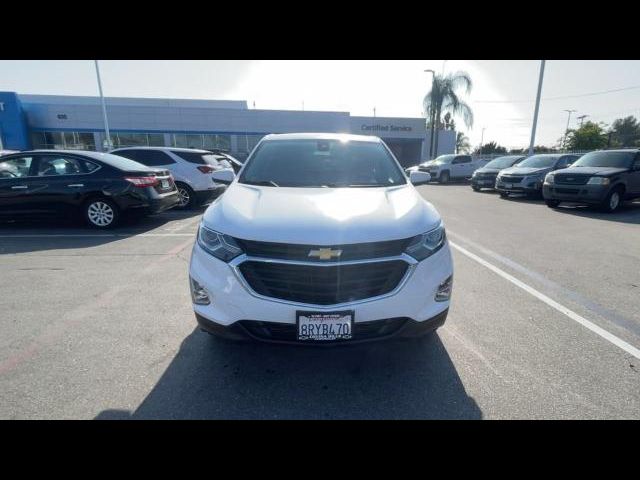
84 198 119 229
600 187 623 213
472 186 480 192
439 171 450 184
175 183 196 210
499 192 508 198
545 199 561 208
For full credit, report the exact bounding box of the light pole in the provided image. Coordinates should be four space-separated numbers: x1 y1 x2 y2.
528 60 546 156
479 127 486 156
577 114 588 127
424 69 436 159
562 109 577 150
94 60 112 151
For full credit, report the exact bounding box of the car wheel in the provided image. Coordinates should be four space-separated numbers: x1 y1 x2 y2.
85 198 119 229
545 199 561 208
439 171 450 184
600 187 623 213
472 186 480 192
499 192 508 198
175 183 196 209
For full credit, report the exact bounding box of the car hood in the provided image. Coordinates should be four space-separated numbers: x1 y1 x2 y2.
554 166 629 176
500 166 552 176
475 167 502 174
202 183 442 244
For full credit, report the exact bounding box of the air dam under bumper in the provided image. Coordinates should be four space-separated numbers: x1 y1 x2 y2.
189 241 453 344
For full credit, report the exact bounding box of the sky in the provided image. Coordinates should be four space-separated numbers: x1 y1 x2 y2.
2 60 640 150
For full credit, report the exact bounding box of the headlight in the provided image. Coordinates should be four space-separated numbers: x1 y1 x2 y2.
197 224 243 262
544 173 555 184
587 177 610 185
472 171 478 178
405 223 446 261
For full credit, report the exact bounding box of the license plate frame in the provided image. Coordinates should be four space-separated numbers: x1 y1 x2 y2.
161 179 170 189
296 310 354 342
504 182 513 189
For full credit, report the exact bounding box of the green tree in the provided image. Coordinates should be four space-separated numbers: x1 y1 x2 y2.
610 115 640 147
456 131 470 153
565 121 608 150
423 71 474 157
474 141 506 155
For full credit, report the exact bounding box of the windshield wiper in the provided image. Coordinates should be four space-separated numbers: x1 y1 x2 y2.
243 180 279 187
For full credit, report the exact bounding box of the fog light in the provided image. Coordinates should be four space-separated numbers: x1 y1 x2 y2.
435 275 453 302
190 277 211 305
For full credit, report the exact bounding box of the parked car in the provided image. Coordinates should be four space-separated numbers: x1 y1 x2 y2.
206 150 244 174
0 150 179 228
421 154 487 184
110 147 227 209
543 149 640 212
495 153 581 198
189 133 453 345
471 155 525 191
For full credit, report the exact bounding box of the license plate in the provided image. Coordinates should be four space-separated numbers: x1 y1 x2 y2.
161 179 170 189
504 183 513 189
297 311 353 341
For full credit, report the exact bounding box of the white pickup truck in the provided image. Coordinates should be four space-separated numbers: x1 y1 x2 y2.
417 154 488 184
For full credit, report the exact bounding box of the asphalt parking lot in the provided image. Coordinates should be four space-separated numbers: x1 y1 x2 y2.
1 185 639 419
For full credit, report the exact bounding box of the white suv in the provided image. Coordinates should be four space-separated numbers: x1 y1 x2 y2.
189 133 454 345
111 147 227 208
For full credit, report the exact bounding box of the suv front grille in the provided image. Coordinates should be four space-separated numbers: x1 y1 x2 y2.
239 317 408 343
238 260 409 305
234 238 413 262
500 176 524 183
554 174 590 185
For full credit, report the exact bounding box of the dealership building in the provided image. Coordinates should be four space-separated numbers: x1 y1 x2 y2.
0 91 455 167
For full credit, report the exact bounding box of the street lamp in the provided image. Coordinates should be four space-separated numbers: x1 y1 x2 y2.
577 114 589 127
528 60 546 156
563 109 577 150
94 60 112 151
479 127 486 156
424 69 436 159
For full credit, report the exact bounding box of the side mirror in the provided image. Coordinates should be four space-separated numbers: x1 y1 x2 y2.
409 171 431 186
211 168 235 185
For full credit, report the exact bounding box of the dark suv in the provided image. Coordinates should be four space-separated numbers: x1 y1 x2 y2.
543 149 640 212
471 155 525 191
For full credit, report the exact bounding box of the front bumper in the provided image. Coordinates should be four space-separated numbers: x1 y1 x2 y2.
196 309 448 345
189 241 453 345
471 176 497 189
542 184 608 204
495 178 543 195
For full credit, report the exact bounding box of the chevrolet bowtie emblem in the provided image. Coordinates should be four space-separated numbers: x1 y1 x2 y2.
308 247 343 260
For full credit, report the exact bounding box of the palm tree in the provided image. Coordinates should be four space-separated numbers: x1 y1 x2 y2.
456 132 470 153
423 71 474 157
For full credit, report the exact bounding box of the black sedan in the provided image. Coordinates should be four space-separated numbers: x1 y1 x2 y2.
0 150 180 228
471 155 525 191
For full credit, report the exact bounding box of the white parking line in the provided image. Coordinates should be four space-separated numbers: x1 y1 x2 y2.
449 240 640 360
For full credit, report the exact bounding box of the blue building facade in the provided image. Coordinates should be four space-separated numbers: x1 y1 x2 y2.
0 92 456 166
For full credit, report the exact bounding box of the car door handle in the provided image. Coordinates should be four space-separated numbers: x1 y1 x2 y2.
11 185 28 190
67 184 84 188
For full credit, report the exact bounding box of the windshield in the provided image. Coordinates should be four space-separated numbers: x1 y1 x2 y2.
434 154 455 164
515 155 558 168
239 139 407 188
485 156 522 169
570 151 635 169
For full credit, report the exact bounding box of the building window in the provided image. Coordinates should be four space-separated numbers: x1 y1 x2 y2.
172 133 231 151
31 131 96 150
108 132 167 148
237 134 265 154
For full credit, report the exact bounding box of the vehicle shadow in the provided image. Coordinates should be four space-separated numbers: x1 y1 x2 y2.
550 200 640 225
0 208 204 255
95 328 482 420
